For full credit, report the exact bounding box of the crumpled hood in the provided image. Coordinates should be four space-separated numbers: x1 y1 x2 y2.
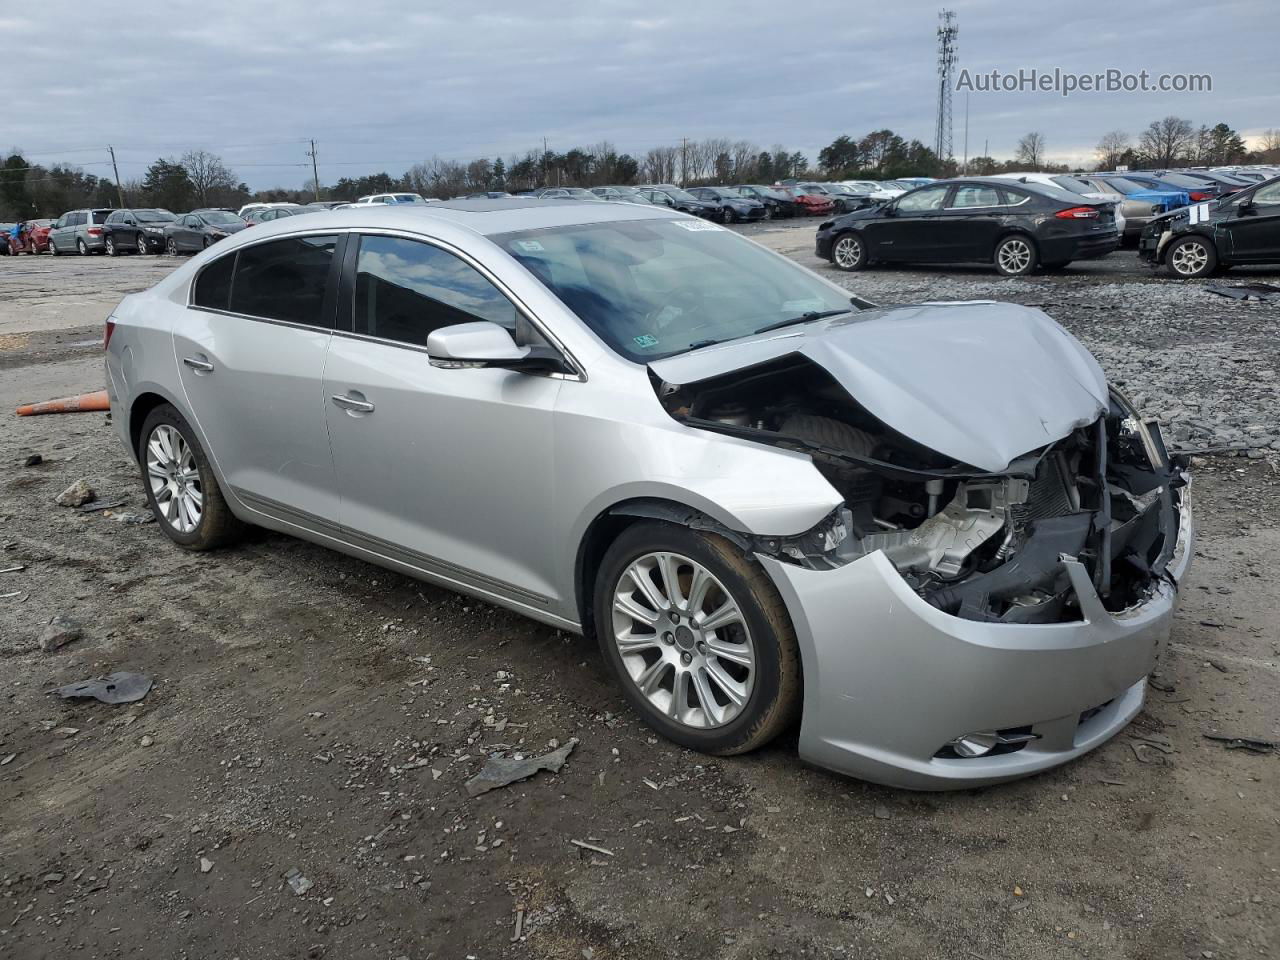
650 301 1109 472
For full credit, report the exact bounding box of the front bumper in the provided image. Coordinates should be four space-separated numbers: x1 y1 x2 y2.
760 488 1192 790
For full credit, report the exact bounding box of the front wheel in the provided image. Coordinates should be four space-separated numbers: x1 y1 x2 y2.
594 522 800 755
720 206 734 224
994 235 1037 276
139 404 245 550
105 236 117 257
1165 235 1217 278
831 232 867 271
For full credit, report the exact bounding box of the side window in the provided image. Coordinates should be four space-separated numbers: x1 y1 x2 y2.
950 186 1001 208
897 185 949 212
1001 188 1031 207
1251 182 1280 206
192 253 236 310
70 212 85 226
229 235 338 326
354 235 517 347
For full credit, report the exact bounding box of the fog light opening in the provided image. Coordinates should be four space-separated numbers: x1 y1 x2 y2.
940 728 1042 760
949 732 1000 758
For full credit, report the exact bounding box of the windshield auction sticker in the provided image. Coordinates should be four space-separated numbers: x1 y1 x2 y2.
672 220 722 231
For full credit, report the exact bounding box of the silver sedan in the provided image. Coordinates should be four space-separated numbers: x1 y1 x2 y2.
104 199 1191 790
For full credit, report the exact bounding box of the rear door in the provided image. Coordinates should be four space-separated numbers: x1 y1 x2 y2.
173 232 344 523
1223 181 1280 261
939 184 1005 261
322 232 565 610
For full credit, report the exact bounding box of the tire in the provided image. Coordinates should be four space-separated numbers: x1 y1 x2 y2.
594 521 801 756
138 404 245 551
166 237 178 256
1164 235 1217 278
994 234 1037 276
831 232 867 272
49 239 59 256
105 236 117 257
76 238 88 256
202 236 211 250
720 206 735 224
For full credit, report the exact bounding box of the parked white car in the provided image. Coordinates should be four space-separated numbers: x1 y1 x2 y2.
356 192 435 205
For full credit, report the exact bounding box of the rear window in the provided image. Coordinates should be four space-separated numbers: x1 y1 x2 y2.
90 210 114 224
193 254 235 310
229 235 338 326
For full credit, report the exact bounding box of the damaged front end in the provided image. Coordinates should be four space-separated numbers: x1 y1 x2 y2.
656 356 1188 625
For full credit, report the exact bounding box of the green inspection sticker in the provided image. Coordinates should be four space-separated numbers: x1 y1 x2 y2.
633 334 659 348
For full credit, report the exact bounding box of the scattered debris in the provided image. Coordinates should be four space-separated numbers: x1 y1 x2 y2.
16 389 110 417
52 727 80 738
79 499 127 514
1148 678 1176 693
1203 732 1276 754
140 735 155 747
1207 658 1229 673
41 872 65 884
284 867 313 896
107 510 155 524
55 479 96 508
38 614 84 652
1099 778 1128 786
200 857 214 874
570 839 614 857
1204 282 1280 302
510 904 525 942
0 753 16 766
23 454 43 467
56 671 153 704
0 564 25 574
873 804 892 820
464 738 577 798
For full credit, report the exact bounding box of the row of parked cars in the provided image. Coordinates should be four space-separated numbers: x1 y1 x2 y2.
813 168 1280 277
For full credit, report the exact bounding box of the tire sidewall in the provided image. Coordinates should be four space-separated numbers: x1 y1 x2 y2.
832 232 866 272
138 405 217 548
77 238 88 255
1166 236 1217 278
593 522 790 754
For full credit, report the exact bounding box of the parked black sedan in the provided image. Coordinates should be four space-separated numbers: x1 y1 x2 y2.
1138 175 1280 277
102 209 177 255
162 210 249 254
637 185 718 218
816 179 1120 276
685 186 767 223
732 185 801 218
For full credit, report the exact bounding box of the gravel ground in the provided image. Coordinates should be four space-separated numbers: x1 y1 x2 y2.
0 239 1277 960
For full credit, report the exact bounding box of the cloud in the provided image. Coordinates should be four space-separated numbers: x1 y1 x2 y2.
4 0 1275 188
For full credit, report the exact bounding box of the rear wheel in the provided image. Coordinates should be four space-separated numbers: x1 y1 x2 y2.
76 238 88 256
1165 235 1217 278
595 522 801 756
139 404 245 551
831 232 867 271
994 235 1037 276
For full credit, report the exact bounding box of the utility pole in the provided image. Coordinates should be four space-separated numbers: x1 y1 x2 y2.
107 145 125 207
543 137 548 187
307 139 321 201
680 137 688 186
962 92 969 174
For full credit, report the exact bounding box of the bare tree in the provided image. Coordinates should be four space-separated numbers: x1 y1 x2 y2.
1013 132 1046 168
1138 116 1195 167
181 150 238 206
1095 130 1130 170
1257 128 1280 162
643 146 679 184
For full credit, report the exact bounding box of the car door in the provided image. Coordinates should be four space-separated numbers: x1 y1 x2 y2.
1223 181 1280 261
322 232 565 609
939 184 1005 261
866 184 950 261
174 232 344 523
53 212 78 249
182 215 204 250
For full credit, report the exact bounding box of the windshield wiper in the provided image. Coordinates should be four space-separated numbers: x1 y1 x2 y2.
753 309 852 336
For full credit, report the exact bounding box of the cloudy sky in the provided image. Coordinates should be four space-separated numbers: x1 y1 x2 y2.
2 0 1274 189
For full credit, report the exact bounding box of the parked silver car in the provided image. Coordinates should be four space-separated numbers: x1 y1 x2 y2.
49 208 116 255
104 200 1192 789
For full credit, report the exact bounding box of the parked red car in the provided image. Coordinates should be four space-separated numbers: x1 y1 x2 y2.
7 219 54 254
773 186 835 216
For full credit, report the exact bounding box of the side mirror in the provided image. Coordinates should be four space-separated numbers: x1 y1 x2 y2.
1238 198 1255 214
882 203 897 216
426 321 568 374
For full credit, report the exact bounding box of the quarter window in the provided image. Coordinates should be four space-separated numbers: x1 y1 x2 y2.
228 235 338 326
353 235 517 347
193 254 235 310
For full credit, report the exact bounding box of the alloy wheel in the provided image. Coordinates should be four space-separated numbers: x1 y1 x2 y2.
1171 241 1209 276
77 239 88 255
166 237 178 256
833 235 863 269
611 551 756 729
146 424 203 534
997 238 1032 274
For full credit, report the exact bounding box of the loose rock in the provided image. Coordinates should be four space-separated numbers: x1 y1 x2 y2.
55 479 95 507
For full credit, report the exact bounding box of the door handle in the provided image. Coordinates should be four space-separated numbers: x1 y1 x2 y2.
331 393 375 413
183 357 214 373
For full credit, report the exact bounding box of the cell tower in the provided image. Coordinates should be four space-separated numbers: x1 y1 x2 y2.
934 9 958 162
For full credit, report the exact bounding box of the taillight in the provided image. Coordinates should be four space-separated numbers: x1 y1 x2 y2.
1188 191 1211 202
87 227 103 236
1055 206 1100 219
104 319 115 351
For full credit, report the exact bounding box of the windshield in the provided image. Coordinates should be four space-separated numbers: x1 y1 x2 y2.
135 210 175 222
496 220 854 361
1104 177 1153 195
202 211 243 225
1051 176 1096 194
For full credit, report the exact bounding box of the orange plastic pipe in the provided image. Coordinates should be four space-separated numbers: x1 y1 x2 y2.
15 390 110 417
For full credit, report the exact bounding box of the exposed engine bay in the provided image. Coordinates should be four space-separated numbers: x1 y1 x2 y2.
656 355 1188 624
